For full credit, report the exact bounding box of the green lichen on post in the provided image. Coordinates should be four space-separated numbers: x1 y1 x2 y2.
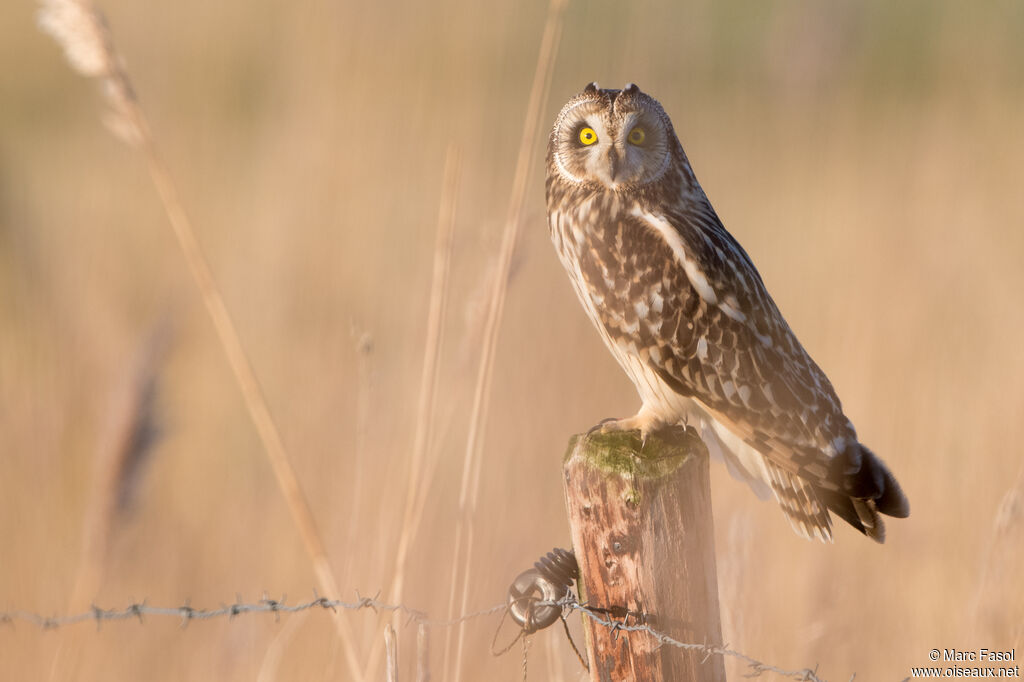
564 425 707 494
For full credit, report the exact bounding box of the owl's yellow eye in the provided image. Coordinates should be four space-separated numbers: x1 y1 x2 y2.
628 126 646 145
578 127 598 145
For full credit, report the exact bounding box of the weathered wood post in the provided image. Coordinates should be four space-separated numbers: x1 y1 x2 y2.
562 426 726 681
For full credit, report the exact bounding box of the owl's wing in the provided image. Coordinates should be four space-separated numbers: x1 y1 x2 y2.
631 205 846 470
574 201 907 539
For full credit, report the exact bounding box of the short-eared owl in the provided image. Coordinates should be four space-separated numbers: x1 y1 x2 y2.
546 83 909 542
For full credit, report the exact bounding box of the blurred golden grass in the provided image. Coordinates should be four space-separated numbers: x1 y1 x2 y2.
3 0 1024 680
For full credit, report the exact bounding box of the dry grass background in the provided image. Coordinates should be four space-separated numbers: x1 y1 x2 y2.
2 0 1023 679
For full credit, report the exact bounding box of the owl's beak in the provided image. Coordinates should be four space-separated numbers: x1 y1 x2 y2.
606 147 620 182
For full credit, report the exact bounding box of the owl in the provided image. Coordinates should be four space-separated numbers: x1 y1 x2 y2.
546 83 909 542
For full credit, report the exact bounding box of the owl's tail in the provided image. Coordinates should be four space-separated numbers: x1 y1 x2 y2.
700 412 909 542
815 443 910 543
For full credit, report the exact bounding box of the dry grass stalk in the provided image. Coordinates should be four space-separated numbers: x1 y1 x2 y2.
543 630 565 681
70 319 171 611
385 624 399 682
256 609 308 682
992 472 1024 536
417 624 430 682
395 144 460 601
444 0 568 679
38 2 364 679
362 145 461 680
37 0 141 146
970 465 1024 645
343 326 374 583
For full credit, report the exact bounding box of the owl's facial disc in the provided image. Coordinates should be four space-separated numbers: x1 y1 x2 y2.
553 89 672 191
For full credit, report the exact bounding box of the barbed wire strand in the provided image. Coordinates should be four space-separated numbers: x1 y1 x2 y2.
563 599 830 682
0 594 503 632
1 593 835 681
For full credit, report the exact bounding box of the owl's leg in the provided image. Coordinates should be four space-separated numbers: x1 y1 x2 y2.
591 406 668 445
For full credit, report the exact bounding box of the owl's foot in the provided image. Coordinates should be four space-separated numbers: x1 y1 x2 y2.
589 412 668 447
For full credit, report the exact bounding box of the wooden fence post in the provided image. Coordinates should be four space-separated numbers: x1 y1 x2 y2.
562 426 726 681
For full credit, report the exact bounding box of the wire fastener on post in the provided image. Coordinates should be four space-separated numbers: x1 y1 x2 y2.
506 548 578 633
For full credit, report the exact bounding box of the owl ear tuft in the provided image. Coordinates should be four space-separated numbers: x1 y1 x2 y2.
583 82 599 94
623 83 639 95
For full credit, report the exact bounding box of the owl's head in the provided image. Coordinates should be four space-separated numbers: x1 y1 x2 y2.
548 83 682 191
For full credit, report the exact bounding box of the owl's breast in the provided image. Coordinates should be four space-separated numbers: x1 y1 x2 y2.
548 193 702 422
549 193 685 341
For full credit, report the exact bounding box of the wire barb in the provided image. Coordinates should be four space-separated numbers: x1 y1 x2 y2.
0 594 505 632
2 590 837 680
563 597 831 682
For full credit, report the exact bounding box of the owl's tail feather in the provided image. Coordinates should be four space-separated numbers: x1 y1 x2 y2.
866 446 911 519
763 460 834 543
816 443 910 543
815 487 884 542
829 443 911 517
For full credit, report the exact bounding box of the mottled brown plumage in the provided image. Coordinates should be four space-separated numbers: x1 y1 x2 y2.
546 83 909 542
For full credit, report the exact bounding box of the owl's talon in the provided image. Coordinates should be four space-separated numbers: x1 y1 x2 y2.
587 418 620 435
589 413 666 444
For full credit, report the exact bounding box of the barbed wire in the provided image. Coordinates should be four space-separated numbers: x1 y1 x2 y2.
561 597 835 682
1 593 840 681
0 592 504 631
